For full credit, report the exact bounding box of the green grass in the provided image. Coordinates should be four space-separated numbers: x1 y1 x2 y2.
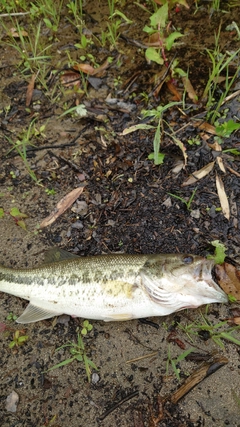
178 310 240 350
168 188 198 211
44 322 98 382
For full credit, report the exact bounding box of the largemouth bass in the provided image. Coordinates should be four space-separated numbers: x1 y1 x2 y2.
0 248 228 324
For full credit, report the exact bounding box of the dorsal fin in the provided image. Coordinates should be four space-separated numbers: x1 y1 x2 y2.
43 247 80 264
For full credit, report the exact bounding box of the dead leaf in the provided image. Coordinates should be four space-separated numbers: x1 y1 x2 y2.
182 76 198 103
166 80 182 101
172 160 184 174
9 27 28 37
207 141 222 151
215 262 240 300
60 71 80 87
215 174 230 220
74 63 96 75
172 138 187 166
193 121 216 135
226 164 240 178
26 73 36 107
40 187 84 228
73 57 111 77
216 156 226 173
182 161 215 186
227 316 240 325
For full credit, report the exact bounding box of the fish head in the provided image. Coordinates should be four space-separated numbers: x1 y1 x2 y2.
141 254 228 312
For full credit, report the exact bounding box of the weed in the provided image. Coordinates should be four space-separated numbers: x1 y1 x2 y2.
30 0 64 34
106 19 122 47
6 312 18 322
214 119 240 144
142 101 182 164
0 207 28 230
45 188 56 196
166 346 194 381
5 120 46 185
9 329 29 349
187 136 201 146
67 0 84 26
10 171 17 179
45 322 98 382
226 21 240 40
202 27 240 122
113 75 122 87
178 310 240 349
5 21 52 76
168 188 197 211
75 33 93 52
108 0 116 18
59 104 88 118
143 3 183 66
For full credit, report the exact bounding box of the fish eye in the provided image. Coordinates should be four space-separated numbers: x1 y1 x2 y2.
183 256 194 264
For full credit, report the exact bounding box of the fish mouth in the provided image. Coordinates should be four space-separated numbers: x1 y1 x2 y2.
194 259 228 303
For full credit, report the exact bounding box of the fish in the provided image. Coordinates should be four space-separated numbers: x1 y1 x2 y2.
0 248 228 324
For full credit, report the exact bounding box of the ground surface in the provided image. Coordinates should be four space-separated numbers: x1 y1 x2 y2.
0 1 240 426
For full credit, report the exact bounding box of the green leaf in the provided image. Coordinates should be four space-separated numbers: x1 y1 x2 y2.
111 10 133 24
176 347 195 363
143 25 154 34
215 120 240 138
228 294 237 303
81 34 87 49
145 47 164 65
76 354 83 361
220 332 240 346
150 3 168 28
165 32 183 51
43 18 52 29
16 220 27 230
10 207 28 218
9 341 16 349
0 208 4 218
148 152 165 165
207 240 227 264
46 357 75 371
18 335 28 343
10 207 21 217
87 359 98 370
223 148 240 155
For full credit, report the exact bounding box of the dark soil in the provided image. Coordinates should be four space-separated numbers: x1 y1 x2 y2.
0 1 240 426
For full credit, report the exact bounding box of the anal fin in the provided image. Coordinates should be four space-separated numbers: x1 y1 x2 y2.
16 303 62 324
104 313 133 321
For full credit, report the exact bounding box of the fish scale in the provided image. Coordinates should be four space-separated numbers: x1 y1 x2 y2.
0 248 228 324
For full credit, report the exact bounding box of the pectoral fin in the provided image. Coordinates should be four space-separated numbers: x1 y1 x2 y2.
16 303 62 324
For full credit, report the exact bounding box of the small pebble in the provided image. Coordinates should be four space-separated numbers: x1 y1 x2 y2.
91 373 100 384
6 390 19 412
